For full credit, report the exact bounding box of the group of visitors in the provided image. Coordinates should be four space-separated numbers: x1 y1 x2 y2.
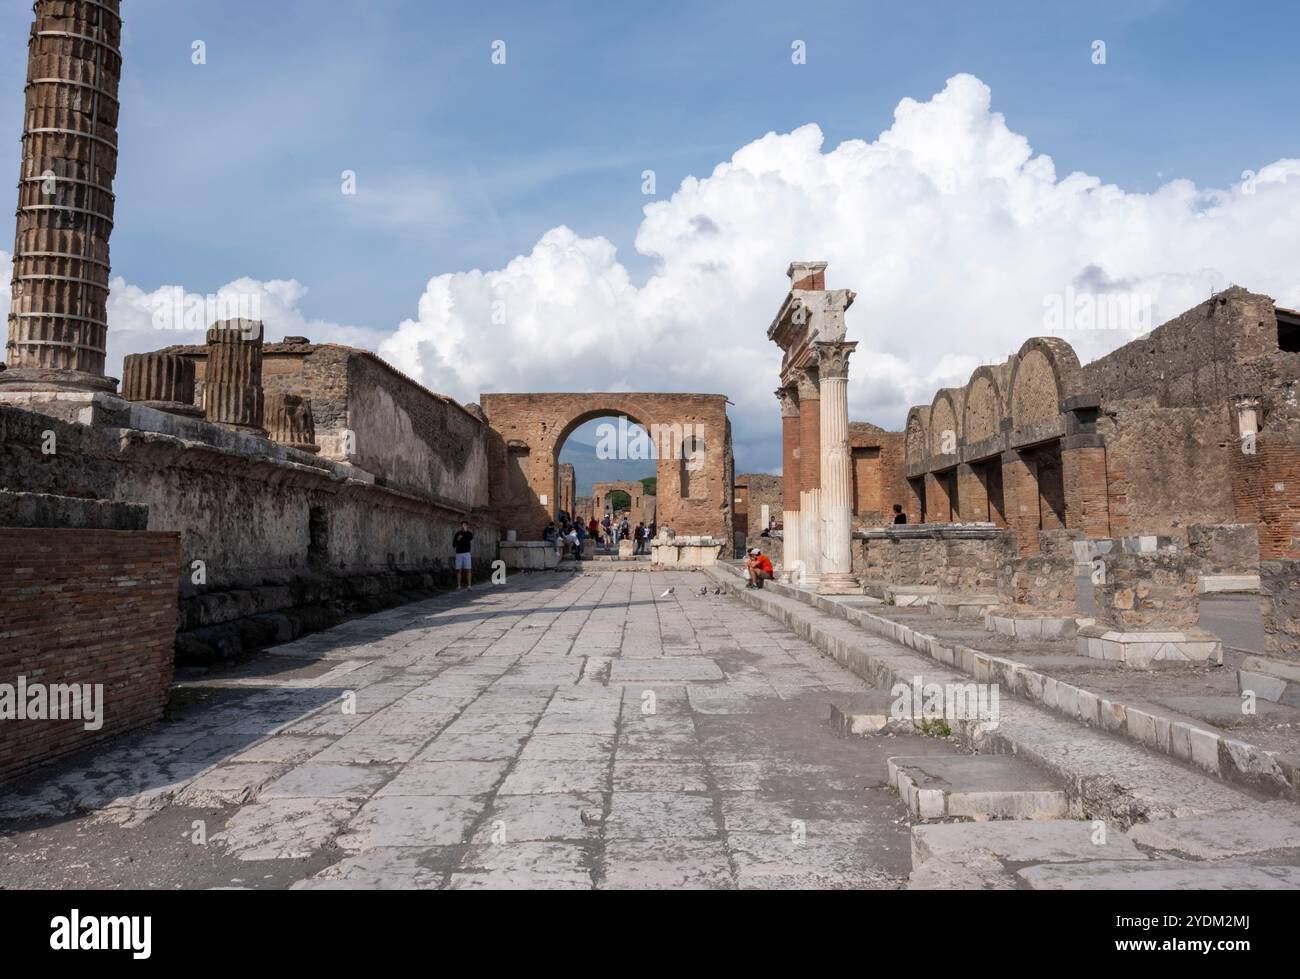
542 510 656 560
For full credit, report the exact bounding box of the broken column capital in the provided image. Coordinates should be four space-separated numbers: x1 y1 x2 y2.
813 340 858 381
775 385 800 417
793 367 821 401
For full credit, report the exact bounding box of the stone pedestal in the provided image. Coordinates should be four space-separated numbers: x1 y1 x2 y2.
815 341 859 594
204 321 266 435
499 541 559 570
267 392 319 453
1 0 123 394
121 352 202 418
651 537 725 568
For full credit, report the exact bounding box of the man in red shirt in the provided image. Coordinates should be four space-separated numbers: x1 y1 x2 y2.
746 547 774 589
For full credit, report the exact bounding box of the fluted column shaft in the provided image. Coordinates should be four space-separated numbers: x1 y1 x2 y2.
204 320 266 434
776 385 801 580
815 341 859 594
1 0 123 392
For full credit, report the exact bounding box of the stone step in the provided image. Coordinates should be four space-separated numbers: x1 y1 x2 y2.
828 690 908 736
888 754 1070 821
706 565 1262 826
907 819 1144 889
1018 859 1300 890
708 565 1299 803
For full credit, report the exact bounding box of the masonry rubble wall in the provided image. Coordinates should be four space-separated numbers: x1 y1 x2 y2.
1089 537 1203 631
853 525 1015 593
0 398 498 664
1260 560 1300 660
996 529 1081 613
1187 522 1261 574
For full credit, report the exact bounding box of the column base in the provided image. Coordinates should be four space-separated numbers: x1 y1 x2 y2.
0 368 118 393
817 572 862 595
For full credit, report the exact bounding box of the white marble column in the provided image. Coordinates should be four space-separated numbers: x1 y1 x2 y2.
815 340 859 594
776 386 802 582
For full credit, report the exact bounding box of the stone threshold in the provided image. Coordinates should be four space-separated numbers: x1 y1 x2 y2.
706 564 1300 806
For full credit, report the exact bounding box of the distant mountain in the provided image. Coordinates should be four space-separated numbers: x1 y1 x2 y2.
559 438 656 495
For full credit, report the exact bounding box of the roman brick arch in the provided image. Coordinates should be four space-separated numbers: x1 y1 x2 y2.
480 392 732 541
904 406 930 472
1007 337 1084 430
962 367 1005 446
591 479 656 526
929 389 962 457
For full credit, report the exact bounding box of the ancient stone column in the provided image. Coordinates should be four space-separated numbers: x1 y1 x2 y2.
796 368 822 585
776 385 801 581
204 320 266 435
121 352 201 417
1 0 123 393
814 341 859 594
266 391 319 453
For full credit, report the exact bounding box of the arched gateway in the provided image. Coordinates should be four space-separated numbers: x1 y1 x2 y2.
480 393 733 542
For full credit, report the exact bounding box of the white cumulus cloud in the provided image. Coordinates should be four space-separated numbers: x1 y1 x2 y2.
5 74 1300 475
378 73 1300 470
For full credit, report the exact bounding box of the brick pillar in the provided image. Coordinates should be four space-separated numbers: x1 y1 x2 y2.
905 477 924 524
267 392 319 453
924 471 951 522
957 463 989 523
1061 436 1110 538
121 352 201 417
1001 450 1041 555
204 320 266 435
1 0 123 393
776 385 801 579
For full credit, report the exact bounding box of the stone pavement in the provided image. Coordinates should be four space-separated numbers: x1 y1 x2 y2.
0 570 962 889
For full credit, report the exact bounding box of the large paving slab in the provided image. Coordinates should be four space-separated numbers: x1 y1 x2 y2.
0 569 954 889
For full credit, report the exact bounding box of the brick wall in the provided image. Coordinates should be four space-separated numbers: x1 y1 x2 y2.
1232 432 1300 559
0 528 180 783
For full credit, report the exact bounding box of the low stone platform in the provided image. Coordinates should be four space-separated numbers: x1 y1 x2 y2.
1076 624 1223 668
828 691 908 736
888 755 1069 821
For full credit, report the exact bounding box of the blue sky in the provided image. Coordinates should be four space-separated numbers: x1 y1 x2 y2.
2 0 1294 327
2 0 1298 474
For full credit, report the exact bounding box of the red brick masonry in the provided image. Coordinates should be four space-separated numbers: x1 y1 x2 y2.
0 528 180 783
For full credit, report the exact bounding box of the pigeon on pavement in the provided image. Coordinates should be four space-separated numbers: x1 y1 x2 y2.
660 587 674 597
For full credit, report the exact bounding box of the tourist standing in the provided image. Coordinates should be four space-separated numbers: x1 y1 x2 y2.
892 504 907 525
453 520 474 590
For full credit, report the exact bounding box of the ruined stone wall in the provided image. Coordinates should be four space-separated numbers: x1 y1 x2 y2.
1092 548 1202 631
1187 523 1260 574
1260 560 1300 660
0 401 498 661
1082 289 1284 408
854 526 1016 593
0 520 178 784
996 529 1080 613
1098 400 1235 537
165 342 491 509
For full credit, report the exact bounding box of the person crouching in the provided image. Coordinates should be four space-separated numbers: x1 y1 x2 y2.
746 547 773 589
